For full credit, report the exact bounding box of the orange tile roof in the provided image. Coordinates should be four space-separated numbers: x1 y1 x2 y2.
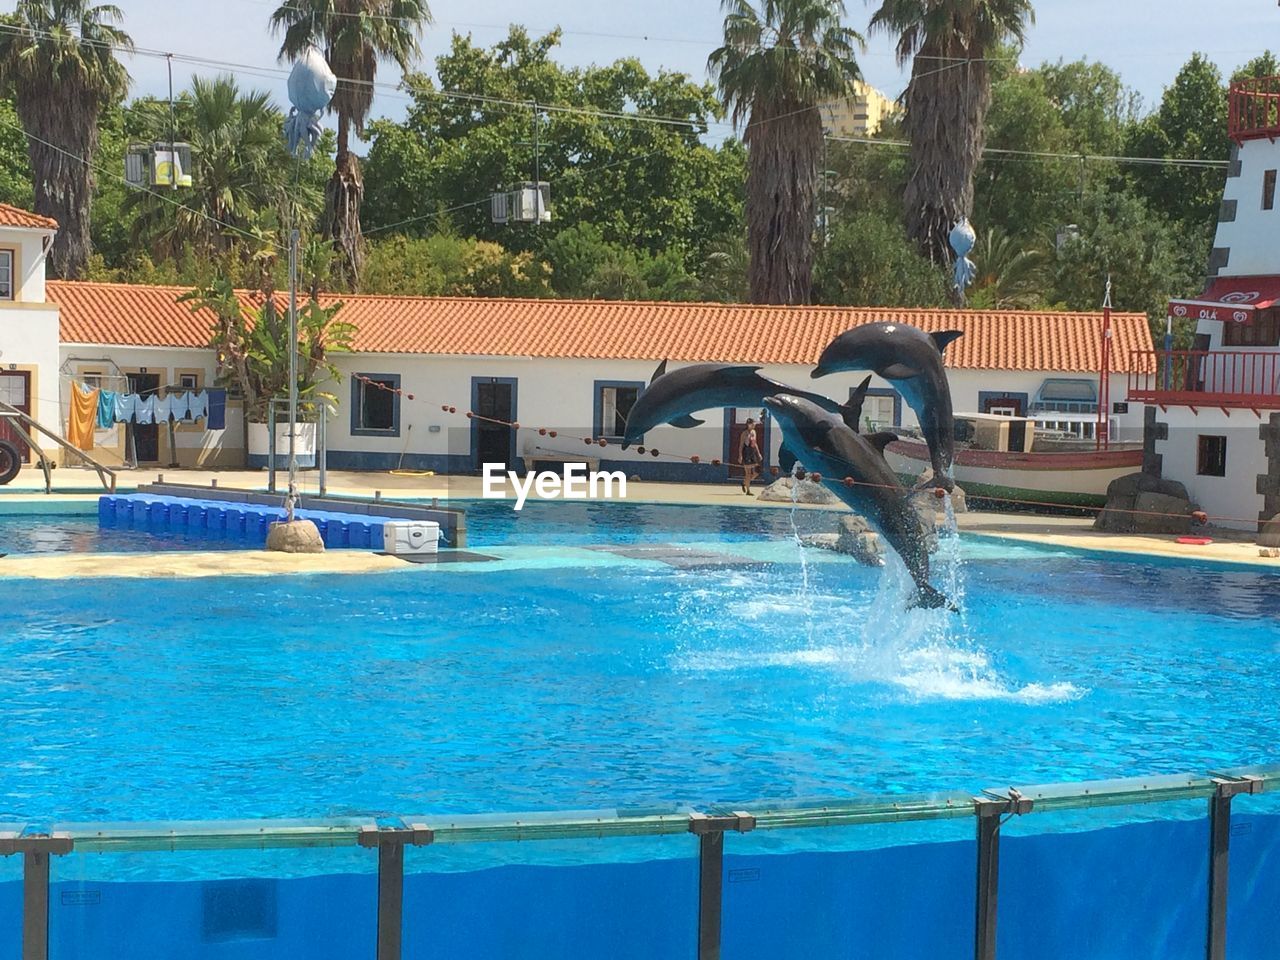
49 280 1156 373
0 203 57 230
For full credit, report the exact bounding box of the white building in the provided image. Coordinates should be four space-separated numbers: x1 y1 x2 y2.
0 200 1153 487
1127 75 1280 531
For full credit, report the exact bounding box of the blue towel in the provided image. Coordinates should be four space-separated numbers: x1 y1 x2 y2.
135 395 157 425
96 390 116 429
114 393 138 423
207 389 227 430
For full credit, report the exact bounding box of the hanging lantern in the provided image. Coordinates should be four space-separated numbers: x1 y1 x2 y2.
284 46 337 159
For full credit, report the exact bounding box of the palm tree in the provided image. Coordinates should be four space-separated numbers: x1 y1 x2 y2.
967 225 1047 308
869 0 1034 264
709 0 862 304
123 75 324 264
271 0 432 286
0 0 132 278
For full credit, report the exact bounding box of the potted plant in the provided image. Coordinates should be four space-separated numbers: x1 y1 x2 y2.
180 262 355 468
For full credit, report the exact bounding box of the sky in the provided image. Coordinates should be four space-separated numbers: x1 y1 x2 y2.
98 0 1280 138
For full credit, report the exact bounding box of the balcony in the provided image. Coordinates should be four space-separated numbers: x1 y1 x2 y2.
1128 350 1280 410
1228 76 1280 143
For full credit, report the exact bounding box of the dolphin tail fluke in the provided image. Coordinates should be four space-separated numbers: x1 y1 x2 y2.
911 583 957 612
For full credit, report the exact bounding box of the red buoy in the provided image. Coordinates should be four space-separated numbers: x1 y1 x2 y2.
843 476 855 488
650 449 660 457
712 458 721 466
810 472 823 484
465 411 474 419
441 404 449 412
407 394 415 401
511 421 520 430
637 445 646 454
449 406 457 414
549 431 557 438
690 455 700 464
1192 510 1208 525
934 487 946 499
584 437 593 445
598 438 608 447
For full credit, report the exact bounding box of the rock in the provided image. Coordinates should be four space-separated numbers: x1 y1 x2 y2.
1259 513 1280 548
804 515 884 566
913 468 968 513
757 476 841 505
1132 492 1195 535
266 519 325 553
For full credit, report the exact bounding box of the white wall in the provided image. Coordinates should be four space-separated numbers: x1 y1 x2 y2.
0 226 54 304
0 303 61 431
1155 407 1267 531
1213 138 1280 279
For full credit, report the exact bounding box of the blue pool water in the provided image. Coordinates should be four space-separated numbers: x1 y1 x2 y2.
4 501 1280 959
1 523 1277 822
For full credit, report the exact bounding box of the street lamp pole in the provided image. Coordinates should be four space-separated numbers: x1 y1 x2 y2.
287 228 299 521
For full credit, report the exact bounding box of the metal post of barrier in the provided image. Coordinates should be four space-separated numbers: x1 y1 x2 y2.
267 402 277 494
359 825 433 960
974 792 1031 960
690 812 755 960
18 835 71 960
974 801 1002 960
318 408 327 498
1207 776 1263 960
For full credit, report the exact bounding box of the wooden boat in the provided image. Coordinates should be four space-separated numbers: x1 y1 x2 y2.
882 413 1142 507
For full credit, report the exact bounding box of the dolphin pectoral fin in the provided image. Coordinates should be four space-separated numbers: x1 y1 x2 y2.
649 359 669 385
865 431 899 455
838 375 872 432
879 363 922 380
931 330 964 355
910 583 956 612
670 414 704 428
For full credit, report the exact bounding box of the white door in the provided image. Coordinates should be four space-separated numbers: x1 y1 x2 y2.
866 395 896 431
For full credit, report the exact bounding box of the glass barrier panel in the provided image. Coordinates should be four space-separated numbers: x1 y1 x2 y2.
49 844 376 959
1226 788 1280 958
722 817 976 959
0 849 20 960
998 798 1209 960
403 831 699 959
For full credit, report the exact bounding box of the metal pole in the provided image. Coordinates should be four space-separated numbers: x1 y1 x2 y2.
697 831 724 960
974 802 1004 960
376 841 404 960
1164 317 1175 392
267 402 277 495
22 850 49 960
318 406 327 498
1206 789 1231 960
287 230 300 521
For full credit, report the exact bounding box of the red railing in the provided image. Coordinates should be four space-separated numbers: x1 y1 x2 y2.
1128 350 1280 409
1228 76 1280 143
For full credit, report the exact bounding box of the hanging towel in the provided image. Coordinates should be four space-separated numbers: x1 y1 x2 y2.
206 389 227 430
188 390 209 422
135 395 157 425
170 391 191 421
154 395 173 422
68 384 99 450
96 390 117 430
114 393 138 423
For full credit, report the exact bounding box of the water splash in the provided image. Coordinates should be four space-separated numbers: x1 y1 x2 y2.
786 462 817 647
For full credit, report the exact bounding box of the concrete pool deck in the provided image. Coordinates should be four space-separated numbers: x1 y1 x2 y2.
2 466 1278 575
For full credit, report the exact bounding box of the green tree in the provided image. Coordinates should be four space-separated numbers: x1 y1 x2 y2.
271 0 433 286
0 96 32 209
1051 186 1201 341
362 233 550 297
0 0 132 278
1232 51 1280 84
122 75 327 266
362 28 744 270
1124 53 1228 233
967 225 1049 308
868 0 1035 265
813 212 948 306
709 0 862 303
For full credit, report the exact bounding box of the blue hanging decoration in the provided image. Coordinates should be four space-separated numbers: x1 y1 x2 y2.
284 46 337 159
949 217 977 298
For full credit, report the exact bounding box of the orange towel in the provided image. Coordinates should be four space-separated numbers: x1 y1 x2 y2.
67 383 99 451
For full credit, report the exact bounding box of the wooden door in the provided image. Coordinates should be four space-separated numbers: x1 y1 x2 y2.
0 371 31 461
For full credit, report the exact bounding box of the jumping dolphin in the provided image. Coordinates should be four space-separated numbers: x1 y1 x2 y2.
763 394 952 611
810 323 963 490
621 361 871 448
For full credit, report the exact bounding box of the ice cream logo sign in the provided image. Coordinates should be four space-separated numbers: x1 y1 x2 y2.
1170 290 1258 323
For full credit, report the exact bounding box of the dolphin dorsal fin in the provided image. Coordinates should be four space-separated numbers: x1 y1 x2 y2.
838 375 872 433
865 431 899 455
931 331 964 355
650 359 668 385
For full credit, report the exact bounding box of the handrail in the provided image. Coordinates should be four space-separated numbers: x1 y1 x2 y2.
0 398 117 493
1127 348 1280 408
8 767 1270 856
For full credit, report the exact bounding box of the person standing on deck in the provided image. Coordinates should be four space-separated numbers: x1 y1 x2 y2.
739 417 762 495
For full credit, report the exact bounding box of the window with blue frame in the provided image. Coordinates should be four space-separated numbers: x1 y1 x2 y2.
351 373 400 436
595 381 643 440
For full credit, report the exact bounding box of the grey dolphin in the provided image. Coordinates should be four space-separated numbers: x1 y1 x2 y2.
621 361 870 449
763 394 952 611
811 322 962 490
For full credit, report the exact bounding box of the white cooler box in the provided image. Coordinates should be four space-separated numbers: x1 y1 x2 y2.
382 520 441 556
